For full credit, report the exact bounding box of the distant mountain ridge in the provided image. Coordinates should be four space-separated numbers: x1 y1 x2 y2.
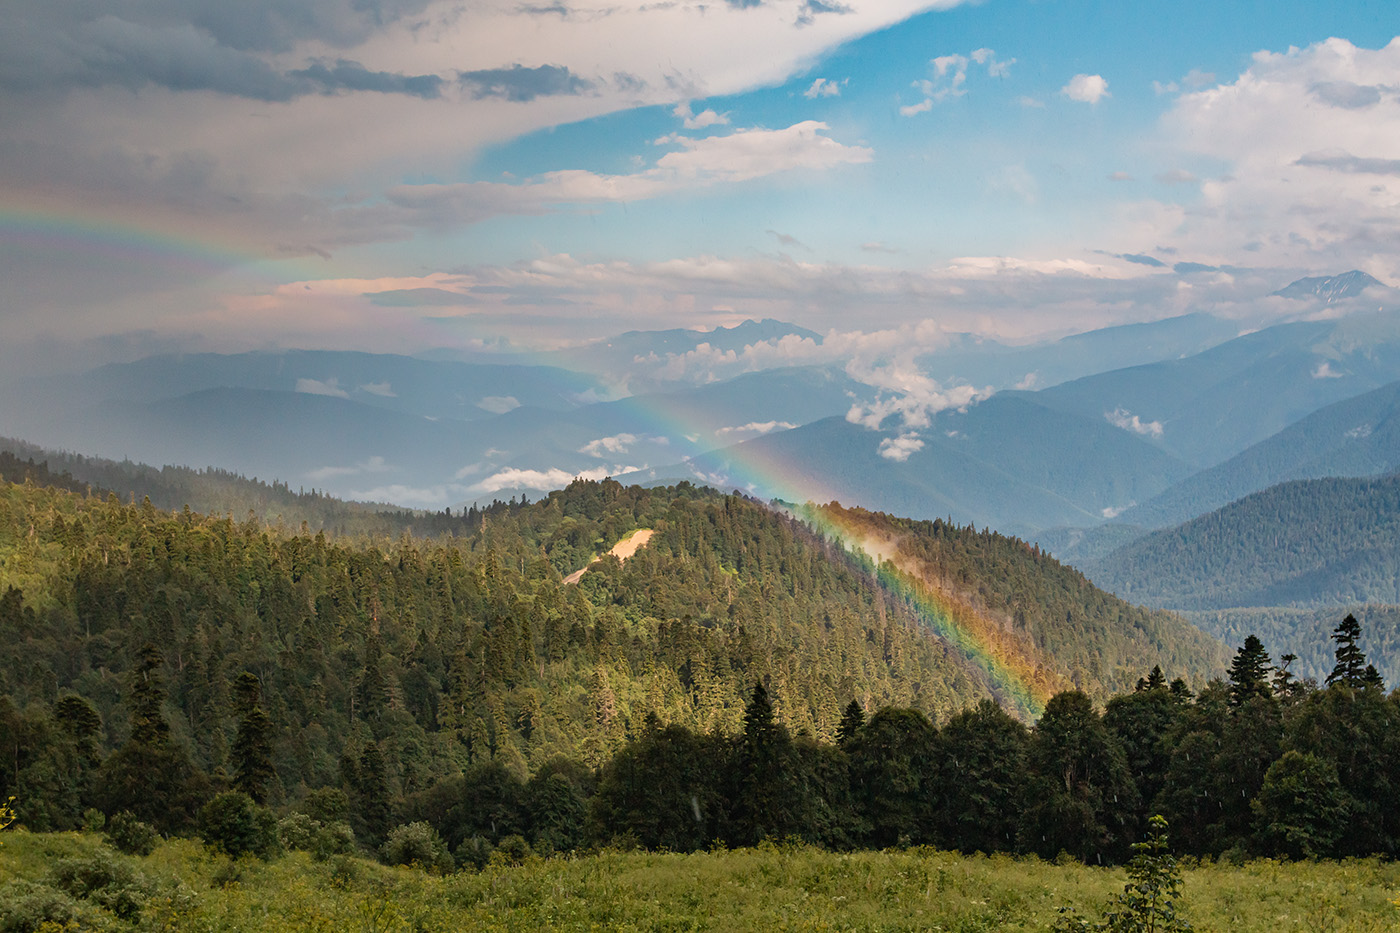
1273 270 1388 302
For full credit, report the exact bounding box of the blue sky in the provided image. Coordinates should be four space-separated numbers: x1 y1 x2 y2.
2 0 1399 375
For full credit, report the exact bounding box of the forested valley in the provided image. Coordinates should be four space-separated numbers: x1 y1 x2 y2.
0 469 1395 894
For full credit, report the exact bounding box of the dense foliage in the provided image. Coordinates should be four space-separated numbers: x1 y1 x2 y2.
4 474 1384 870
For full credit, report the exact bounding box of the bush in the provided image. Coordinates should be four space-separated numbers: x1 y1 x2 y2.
490 834 533 867
301 787 350 824
277 812 320 851
105 811 159 856
0 879 88 933
198 791 280 860
50 851 151 921
312 821 357 861
380 822 454 873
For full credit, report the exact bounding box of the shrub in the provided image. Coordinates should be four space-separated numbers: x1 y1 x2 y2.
277 812 320 851
105 811 159 856
198 791 280 860
380 822 454 873
1054 815 1192 933
490 834 533 867
50 851 151 921
301 787 350 824
312 821 357 861
0 879 87 933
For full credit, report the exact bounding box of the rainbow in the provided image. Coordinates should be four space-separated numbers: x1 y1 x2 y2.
612 397 1051 720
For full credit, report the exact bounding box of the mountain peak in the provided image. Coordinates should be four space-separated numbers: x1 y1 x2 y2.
1273 270 1386 302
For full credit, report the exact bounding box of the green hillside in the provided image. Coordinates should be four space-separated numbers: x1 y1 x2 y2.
1089 474 1400 611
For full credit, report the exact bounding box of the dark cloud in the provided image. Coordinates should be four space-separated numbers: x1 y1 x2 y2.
1309 81 1383 109
1120 253 1167 267
292 59 443 99
1173 262 1219 274
0 11 443 101
458 63 594 101
1296 151 1400 176
725 0 764 8
796 0 852 26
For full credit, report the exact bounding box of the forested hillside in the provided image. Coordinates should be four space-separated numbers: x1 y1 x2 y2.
0 476 1228 836
1089 474 1400 611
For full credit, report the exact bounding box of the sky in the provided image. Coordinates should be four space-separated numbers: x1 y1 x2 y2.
3 0 1399 379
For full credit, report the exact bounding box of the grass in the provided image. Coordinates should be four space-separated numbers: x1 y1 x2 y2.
1 831 1397 932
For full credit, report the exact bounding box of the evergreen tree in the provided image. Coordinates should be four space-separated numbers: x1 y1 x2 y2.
934 699 1028 854
1227 636 1272 707
836 700 865 750
1325 615 1368 688
231 672 276 804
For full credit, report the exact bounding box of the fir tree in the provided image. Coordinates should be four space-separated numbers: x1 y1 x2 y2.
1227 635 1272 707
231 672 276 804
1325 615 1368 688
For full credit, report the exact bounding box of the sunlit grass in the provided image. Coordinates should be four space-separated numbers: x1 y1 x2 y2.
1 831 1396 932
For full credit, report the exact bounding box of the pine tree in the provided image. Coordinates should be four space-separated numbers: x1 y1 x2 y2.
1325 615 1368 688
836 700 865 750
231 672 276 804
1227 635 1272 707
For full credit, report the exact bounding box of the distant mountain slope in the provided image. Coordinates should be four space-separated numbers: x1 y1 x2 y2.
1088 474 1400 610
633 392 1193 536
1272 270 1389 303
1030 310 1400 469
1121 379 1400 529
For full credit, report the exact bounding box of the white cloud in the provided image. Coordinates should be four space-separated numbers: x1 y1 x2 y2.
1105 407 1164 438
295 377 349 398
306 455 393 482
715 421 799 437
1312 360 1345 379
901 48 1013 115
803 77 845 98
1155 168 1198 185
474 466 616 493
877 433 925 462
1101 503 1133 519
673 101 729 129
359 381 396 397
1062 73 1109 104
1014 372 1039 390
580 433 638 456
477 395 520 413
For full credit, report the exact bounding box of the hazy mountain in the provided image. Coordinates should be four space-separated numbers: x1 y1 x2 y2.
1029 310 1400 468
1272 270 1389 303
1088 473 1400 611
629 392 1193 536
1120 379 1400 529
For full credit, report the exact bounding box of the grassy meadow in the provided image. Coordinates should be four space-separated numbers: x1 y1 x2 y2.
2 830 1397 932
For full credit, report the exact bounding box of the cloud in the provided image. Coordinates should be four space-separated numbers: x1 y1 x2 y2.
673 101 730 129
877 433 924 462
291 60 444 99
796 0 854 27
860 241 901 254
1119 253 1167 267
1295 151 1400 176
1155 168 1198 185
386 121 873 225
474 466 616 493
901 47 1013 115
1108 171 1134 181
1014 372 1039 390
364 287 480 307
580 433 638 456
1312 360 1345 379
477 395 521 414
715 420 798 437
1105 407 1163 438
1310 81 1384 109
803 77 844 98
458 63 593 101
767 229 808 249
295 377 349 398
305 455 394 482
1101 504 1133 519
1062 73 1109 104
359 381 396 397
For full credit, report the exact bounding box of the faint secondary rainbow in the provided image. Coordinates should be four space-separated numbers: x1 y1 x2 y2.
611 395 1051 719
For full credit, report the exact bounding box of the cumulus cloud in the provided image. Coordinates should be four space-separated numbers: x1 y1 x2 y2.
803 77 844 98
580 433 638 456
1062 73 1109 104
1105 407 1164 438
877 433 924 462
296 377 349 398
715 421 798 437
477 395 521 414
673 100 730 129
474 466 616 493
